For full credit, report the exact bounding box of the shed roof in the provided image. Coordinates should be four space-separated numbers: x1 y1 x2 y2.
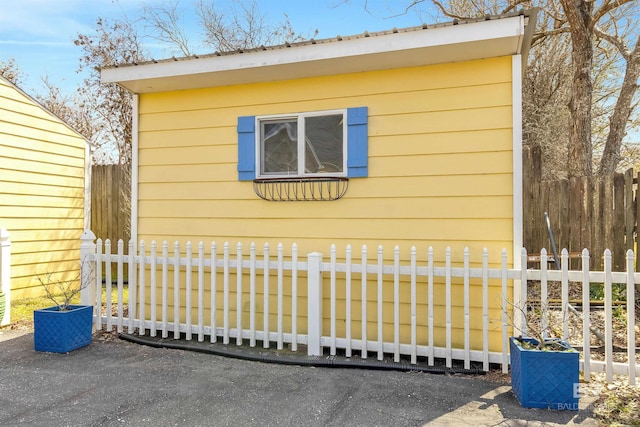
102 9 537 94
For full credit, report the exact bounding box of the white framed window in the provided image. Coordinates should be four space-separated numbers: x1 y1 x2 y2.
237 106 367 181
257 110 347 178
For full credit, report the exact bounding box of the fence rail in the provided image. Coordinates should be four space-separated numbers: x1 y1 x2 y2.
79 231 638 385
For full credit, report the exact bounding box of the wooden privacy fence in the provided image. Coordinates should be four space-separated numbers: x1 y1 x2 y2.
523 146 636 271
79 231 638 385
91 164 130 244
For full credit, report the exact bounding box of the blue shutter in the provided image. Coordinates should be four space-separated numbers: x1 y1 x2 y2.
347 107 368 178
237 116 256 181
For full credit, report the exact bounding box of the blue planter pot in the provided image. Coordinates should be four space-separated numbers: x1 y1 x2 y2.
34 305 93 353
510 337 579 410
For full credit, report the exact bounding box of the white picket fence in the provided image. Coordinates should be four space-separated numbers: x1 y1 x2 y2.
78 230 639 385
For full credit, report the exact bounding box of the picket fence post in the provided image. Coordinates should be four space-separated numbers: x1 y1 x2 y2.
80 230 97 330
307 252 323 356
0 228 11 326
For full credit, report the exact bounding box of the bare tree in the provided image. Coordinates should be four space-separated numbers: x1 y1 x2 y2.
354 0 640 178
197 0 312 52
142 0 314 56
143 0 195 56
522 26 573 179
592 2 640 175
0 58 24 86
72 1 311 239
443 0 640 177
74 16 147 241
74 17 147 165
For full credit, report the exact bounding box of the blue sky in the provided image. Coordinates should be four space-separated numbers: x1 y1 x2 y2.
0 0 429 97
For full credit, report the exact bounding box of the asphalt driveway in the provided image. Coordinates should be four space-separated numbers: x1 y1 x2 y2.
0 330 599 426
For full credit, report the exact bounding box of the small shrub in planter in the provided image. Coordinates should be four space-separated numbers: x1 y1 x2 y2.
510 336 579 410
33 271 93 353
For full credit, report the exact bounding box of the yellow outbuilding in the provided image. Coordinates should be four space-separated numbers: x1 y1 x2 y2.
0 75 90 323
100 11 536 357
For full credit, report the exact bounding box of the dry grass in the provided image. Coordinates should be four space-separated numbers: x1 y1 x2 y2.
3 286 125 332
5 294 81 331
588 374 640 426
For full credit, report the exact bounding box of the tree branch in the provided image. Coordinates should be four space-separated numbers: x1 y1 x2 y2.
598 37 640 174
429 0 469 20
531 26 572 46
594 26 632 60
143 1 193 57
591 0 635 28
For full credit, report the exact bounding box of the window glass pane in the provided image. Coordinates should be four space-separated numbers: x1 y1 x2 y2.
261 120 298 175
304 114 343 173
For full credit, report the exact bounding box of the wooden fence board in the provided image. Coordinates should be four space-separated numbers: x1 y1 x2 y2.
568 177 582 269
582 176 593 260
625 169 635 252
613 173 625 270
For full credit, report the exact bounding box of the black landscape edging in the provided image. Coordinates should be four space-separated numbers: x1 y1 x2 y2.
119 333 485 376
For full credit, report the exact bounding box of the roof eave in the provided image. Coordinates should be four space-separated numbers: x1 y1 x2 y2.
102 14 529 94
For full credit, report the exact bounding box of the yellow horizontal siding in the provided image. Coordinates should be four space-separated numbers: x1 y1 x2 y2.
1 138 84 166
139 105 510 137
137 151 513 182
0 205 84 220
2 154 83 178
11 259 80 299
1 132 84 158
2 217 84 232
134 55 516 349
0 193 84 208
370 151 513 177
370 129 513 157
8 228 84 243
137 127 229 149
139 128 513 156
1 78 86 298
12 247 79 266
373 106 512 136
0 105 77 136
138 82 512 132
0 120 82 147
138 163 236 183
139 57 512 113
11 238 82 254
139 196 513 219
139 144 235 166
139 217 512 242
138 174 513 200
